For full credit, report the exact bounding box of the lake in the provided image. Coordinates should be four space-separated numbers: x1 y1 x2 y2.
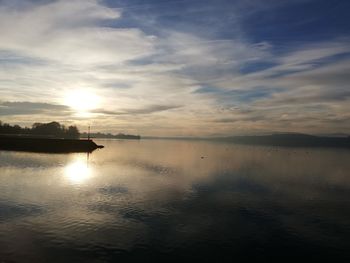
0 139 350 262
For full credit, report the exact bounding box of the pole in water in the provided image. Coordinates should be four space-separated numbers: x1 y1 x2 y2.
88 125 91 140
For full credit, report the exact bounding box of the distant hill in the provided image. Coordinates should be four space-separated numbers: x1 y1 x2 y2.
215 133 350 148
80 132 140 140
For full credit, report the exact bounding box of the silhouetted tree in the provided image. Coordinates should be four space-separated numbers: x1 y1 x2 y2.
66 125 79 139
0 122 23 134
0 121 80 139
32 122 64 137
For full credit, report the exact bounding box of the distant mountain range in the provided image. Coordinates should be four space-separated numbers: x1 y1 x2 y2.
144 133 350 148
215 133 350 148
79 132 350 148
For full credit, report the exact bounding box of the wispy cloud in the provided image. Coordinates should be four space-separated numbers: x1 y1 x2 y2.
0 0 349 135
92 104 181 115
0 101 71 116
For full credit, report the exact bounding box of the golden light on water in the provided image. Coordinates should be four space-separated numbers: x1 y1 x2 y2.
64 158 92 184
64 89 100 117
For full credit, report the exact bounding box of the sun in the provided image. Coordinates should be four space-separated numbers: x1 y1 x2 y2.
64 89 100 115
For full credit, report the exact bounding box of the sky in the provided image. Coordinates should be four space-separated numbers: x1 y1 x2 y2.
0 0 349 136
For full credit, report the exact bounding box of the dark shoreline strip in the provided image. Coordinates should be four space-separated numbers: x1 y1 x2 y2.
0 136 104 153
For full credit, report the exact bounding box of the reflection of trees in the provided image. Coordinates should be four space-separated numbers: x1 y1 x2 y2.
0 121 80 139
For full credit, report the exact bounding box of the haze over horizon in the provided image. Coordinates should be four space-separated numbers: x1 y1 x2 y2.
0 0 349 136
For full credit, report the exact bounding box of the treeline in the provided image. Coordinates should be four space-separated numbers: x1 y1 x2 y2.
0 121 79 139
81 132 140 140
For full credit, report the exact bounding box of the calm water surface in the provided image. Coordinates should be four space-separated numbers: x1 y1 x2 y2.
0 139 350 262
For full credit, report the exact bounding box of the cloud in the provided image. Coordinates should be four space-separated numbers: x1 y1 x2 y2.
0 0 349 135
0 0 153 66
92 104 182 115
0 101 71 116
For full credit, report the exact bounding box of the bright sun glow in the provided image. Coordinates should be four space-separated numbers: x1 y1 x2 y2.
64 89 100 115
64 158 92 184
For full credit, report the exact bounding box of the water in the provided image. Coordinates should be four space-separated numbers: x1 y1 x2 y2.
0 139 350 262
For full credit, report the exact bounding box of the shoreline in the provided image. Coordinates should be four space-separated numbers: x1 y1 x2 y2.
0 136 104 153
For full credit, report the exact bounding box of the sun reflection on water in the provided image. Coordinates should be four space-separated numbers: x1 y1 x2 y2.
64 157 92 184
